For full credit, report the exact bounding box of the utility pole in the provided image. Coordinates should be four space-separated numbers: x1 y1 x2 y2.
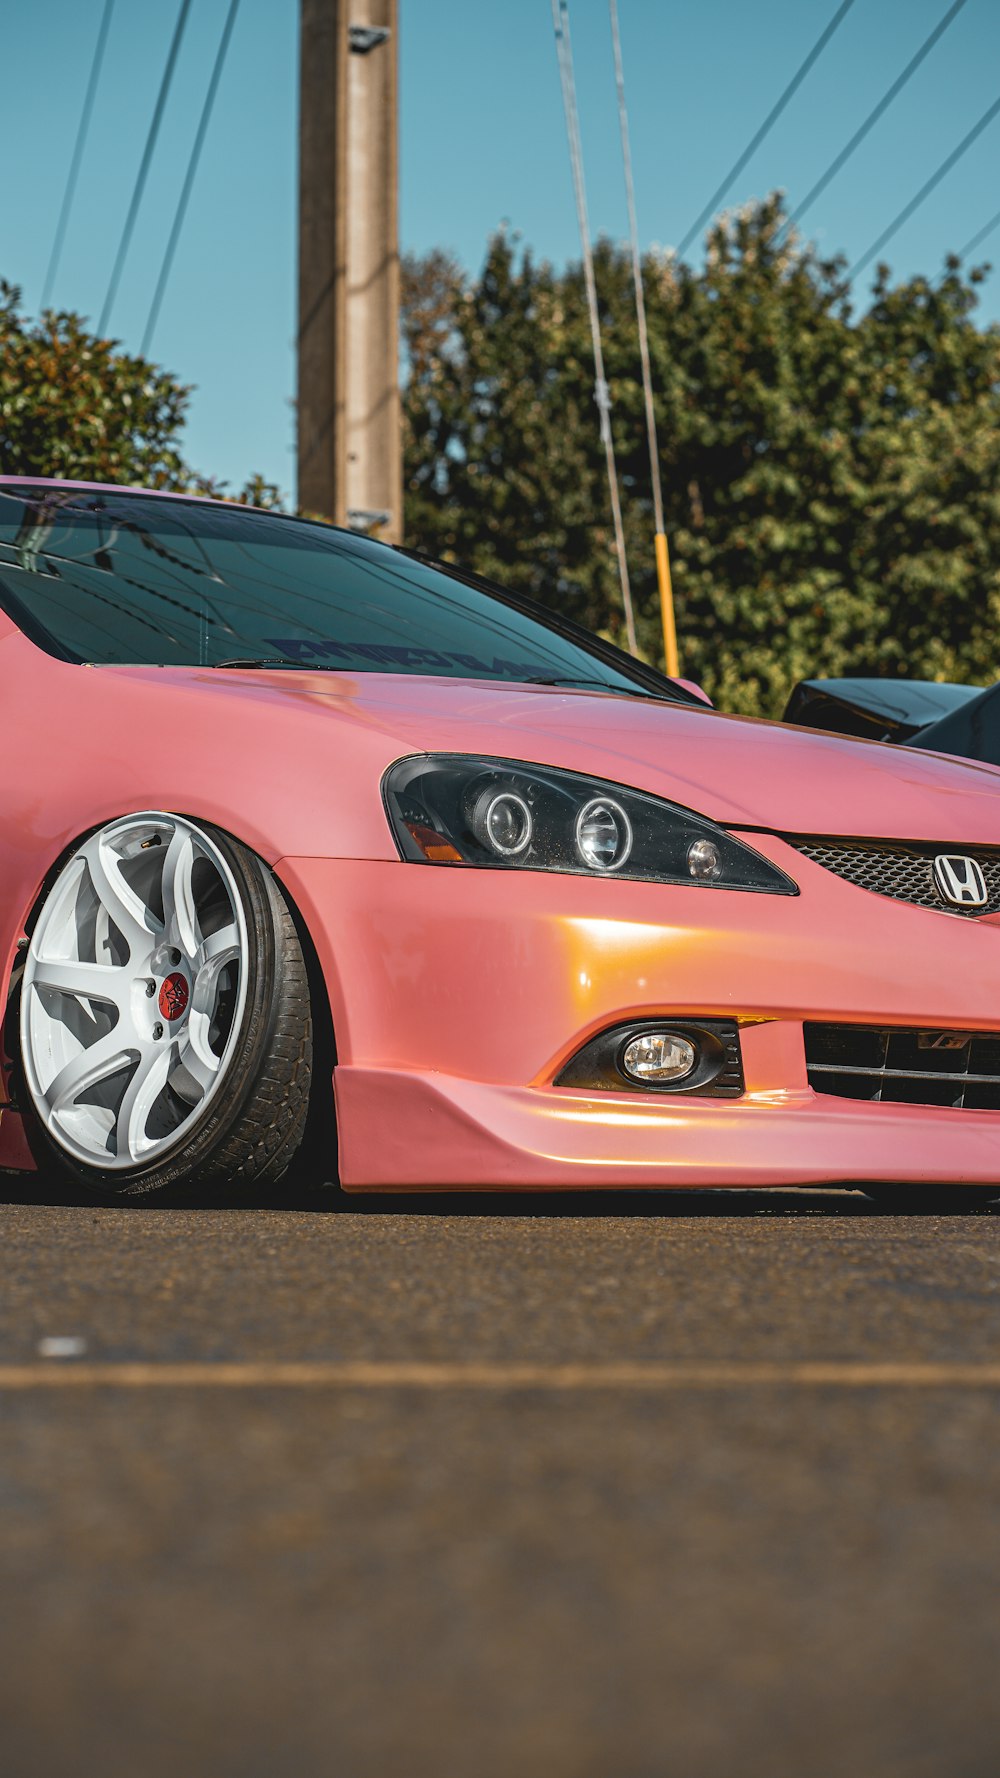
297 0 401 541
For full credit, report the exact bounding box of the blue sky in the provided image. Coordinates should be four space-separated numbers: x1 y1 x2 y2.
6 0 999 498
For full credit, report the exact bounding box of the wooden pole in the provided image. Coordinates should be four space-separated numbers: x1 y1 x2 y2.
297 0 401 540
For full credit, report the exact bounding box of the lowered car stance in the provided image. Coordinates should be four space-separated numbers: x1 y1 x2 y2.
2 479 1000 1209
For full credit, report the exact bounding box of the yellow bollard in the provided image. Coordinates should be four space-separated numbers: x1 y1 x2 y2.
655 531 679 679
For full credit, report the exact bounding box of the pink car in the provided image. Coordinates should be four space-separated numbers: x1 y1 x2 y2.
2 479 999 1209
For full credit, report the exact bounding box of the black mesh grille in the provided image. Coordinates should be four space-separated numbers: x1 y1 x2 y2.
805 1024 1000 1110
787 837 1000 917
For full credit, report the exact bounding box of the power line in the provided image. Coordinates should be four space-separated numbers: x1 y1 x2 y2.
98 0 192 337
784 0 968 234
954 206 1000 263
41 0 116 312
141 0 241 356
675 0 857 260
551 0 638 656
848 91 1000 283
608 0 678 677
608 0 662 538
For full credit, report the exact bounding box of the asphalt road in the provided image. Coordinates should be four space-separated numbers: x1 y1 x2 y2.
2 1178 1000 1778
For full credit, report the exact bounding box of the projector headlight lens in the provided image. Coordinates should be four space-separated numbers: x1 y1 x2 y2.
575 798 632 872
471 788 532 857
383 756 797 895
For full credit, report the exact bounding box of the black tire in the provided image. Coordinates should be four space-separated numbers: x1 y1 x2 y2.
17 827 313 1199
863 1184 999 1213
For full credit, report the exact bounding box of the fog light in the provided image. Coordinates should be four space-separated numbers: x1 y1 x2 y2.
687 837 722 880
621 1031 698 1084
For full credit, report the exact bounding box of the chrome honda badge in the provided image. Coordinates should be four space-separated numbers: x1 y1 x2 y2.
932 853 988 908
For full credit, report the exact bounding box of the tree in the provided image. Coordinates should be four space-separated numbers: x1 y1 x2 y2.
0 280 281 505
402 201 1000 716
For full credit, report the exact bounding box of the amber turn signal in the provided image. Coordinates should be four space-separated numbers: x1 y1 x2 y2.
404 820 463 863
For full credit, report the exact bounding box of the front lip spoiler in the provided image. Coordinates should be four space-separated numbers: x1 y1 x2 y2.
333 1065 1000 1191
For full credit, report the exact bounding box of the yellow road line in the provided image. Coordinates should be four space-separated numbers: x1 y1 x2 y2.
2 1361 1000 1390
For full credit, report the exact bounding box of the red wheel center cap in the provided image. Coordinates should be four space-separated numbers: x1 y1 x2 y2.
158 972 189 1021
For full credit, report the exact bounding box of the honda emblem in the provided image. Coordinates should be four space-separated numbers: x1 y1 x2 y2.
932 854 988 908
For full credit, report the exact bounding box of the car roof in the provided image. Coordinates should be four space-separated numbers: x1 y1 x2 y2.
0 475 268 515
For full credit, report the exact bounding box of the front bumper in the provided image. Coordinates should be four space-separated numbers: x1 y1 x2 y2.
276 841 1000 1191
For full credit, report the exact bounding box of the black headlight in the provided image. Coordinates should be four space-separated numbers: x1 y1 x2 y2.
383 756 797 895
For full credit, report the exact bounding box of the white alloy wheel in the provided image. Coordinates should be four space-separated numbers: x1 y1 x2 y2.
20 813 250 1171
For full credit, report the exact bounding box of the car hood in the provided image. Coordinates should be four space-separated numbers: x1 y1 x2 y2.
111 665 1000 846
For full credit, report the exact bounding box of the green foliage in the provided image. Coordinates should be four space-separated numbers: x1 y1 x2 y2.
402 201 1000 716
6 209 997 720
0 281 280 507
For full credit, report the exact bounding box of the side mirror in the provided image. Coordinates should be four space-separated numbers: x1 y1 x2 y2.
673 677 713 707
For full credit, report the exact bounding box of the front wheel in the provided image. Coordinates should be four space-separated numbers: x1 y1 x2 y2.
18 812 312 1197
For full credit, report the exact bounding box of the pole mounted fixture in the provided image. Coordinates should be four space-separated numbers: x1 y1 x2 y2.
349 24 390 52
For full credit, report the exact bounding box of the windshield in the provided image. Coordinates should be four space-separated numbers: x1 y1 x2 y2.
0 485 682 699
